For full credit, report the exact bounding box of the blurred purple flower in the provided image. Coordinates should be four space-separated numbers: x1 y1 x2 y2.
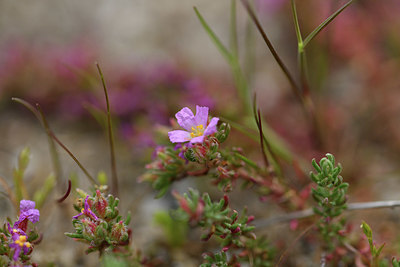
168 106 219 144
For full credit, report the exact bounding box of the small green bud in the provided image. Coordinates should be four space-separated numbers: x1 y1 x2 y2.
184 148 198 162
18 147 31 171
97 171 108 185
215 122 230 143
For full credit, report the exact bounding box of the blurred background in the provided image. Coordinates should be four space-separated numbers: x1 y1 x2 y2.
1 0 400 265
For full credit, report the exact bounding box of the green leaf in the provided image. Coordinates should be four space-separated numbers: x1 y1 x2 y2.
124 211 131 225
65 232 83 239
361 221 374 251
234 152 259 170
311 159 321 173
194 7 233 63
33 174 56 209
375 243 385 258
303 0 355 48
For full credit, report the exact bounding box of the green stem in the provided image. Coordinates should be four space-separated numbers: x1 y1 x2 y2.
240 0 302 102
230 0 238 58
96 63 119 196
290 0 303 45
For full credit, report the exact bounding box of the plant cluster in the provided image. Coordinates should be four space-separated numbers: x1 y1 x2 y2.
0 200 40 266
2 0 400 265
65 189 131 255
310 153 349 252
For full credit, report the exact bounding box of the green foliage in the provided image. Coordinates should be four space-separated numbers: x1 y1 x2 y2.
140 146 187 198
33 174 56 209
175 189 256 259
310 153 348 218
65 189 131 255
361 221 386 267
215 122 231 144
201 251 229 267
194 6 251 113
310 153 349 251
13 147 30 202
141 122 264 196
239 237 275 267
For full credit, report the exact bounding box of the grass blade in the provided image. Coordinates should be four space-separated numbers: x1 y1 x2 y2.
194 6 233 63
303 0 355 48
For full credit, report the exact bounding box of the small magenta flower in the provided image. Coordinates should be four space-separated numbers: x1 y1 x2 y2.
73 196 99 221
168 106 219 144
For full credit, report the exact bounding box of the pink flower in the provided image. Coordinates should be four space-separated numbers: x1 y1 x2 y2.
168 106 219 144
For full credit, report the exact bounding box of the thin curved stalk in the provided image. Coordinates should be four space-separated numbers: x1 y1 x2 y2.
12 98 97 185
96 63 119 196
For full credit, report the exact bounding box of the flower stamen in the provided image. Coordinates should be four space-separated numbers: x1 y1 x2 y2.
190 124 204 138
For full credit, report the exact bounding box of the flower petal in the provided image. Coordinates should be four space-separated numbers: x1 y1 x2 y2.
13 245 21 261
20 200 35 212
190 135 205 144
175 107 196 131
26 209 40 224
73 212 83 219
23 244 30 255
204 117 219 136
194 106 209 127
168 130 191 143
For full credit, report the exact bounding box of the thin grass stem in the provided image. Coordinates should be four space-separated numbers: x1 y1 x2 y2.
240 0 302 102
12 98 97 185
96 63 119 196
36 104 97 185
0 175 18 210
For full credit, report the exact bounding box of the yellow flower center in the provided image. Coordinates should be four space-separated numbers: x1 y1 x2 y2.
15 235 30 247
190 125 204 138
